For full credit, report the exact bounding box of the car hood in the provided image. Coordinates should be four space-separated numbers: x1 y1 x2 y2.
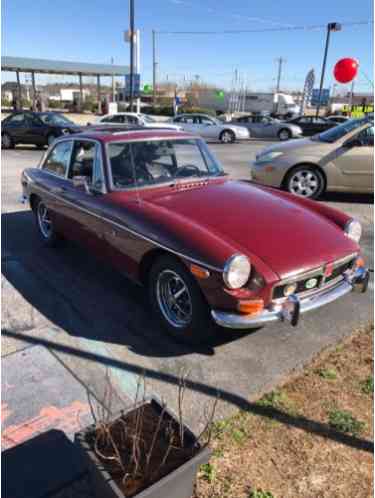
139 179 357 279
258 136 330 156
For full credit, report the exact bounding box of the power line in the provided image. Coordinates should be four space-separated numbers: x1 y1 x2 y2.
156 20 373 35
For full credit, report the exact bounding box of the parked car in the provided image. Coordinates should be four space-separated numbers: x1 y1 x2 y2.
231 115 302 141
170 114 250 143
326 115 350 124
92 112 182 131
250 117 374 198
21 128 369 344
286 115 337 136
2 111 82 148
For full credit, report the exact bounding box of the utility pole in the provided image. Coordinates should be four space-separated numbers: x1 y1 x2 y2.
129 0 135 112
111 57 115 103
316 22 341 117
275 57 286 115
152 29 157 107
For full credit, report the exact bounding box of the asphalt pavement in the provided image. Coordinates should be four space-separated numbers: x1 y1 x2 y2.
2 141 373 431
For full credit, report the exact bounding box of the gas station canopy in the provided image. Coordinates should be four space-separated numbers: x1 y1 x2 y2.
1 56 129 76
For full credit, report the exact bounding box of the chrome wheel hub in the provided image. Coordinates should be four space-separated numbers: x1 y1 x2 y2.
37 202 52 238
221 132 232 143
156 270 192 328
279 130 289 140
289 170 319 197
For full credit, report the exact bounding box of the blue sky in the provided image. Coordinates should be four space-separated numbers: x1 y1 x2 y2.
2 0 374 93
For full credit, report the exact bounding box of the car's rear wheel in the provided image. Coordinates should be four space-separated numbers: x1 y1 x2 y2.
2 133 14 149
278 128 292 141
34 198 61 247
284 165 325 199
219 130 235 144
149 255 213 345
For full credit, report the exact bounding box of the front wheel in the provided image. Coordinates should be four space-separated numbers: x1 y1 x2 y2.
278 128 292 141
284 165 325 199
34 198 62 247
149 255 213 345
219 130 235 144
2 133 14 149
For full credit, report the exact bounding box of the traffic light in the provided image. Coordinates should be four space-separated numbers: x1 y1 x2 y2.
143 84 153 94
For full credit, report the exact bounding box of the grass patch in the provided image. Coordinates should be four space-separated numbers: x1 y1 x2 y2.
360 376 374 395
328 409 365 436
317 367 337 380
256 389 298 416
249 490 275 498
200 463 216 483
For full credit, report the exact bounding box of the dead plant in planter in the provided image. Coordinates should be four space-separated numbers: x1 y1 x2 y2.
83 370 218 497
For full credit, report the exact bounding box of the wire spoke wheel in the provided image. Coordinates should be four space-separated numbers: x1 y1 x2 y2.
156 270 193 328
37 202 52 239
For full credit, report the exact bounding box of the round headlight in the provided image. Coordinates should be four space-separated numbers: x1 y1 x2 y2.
345 219 362 243
223 254 251 289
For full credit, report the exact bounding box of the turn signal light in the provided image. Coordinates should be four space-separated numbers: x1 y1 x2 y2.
190 264 210 279
237 299 264 315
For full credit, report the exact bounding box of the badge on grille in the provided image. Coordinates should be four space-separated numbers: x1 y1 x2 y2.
305 277 318 289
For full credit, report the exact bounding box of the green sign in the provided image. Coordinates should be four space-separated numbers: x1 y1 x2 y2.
143 84 153 94
216 90 225 99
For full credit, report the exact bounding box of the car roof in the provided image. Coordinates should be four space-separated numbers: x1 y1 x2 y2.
65 127 195 143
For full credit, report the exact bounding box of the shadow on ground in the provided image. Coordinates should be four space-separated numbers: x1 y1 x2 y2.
2 210 255 358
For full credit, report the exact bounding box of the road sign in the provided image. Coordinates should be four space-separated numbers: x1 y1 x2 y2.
143 84 153 94
124 74 140 97
311 88 330 106
175 96 181 105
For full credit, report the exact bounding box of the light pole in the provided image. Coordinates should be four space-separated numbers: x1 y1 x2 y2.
316 22 341 117
129 0 135 112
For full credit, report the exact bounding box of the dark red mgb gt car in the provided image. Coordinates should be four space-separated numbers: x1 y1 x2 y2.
21 128 369 344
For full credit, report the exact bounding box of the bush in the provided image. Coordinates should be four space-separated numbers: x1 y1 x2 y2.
48 100 62 109
1 98 11 108
178 106 216 116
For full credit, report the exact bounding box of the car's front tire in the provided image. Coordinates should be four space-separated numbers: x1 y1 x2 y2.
219 130 235 144
149 255 213 345
278 128 292 141
2 133 14 149
33 197 62 247
284 165 326 199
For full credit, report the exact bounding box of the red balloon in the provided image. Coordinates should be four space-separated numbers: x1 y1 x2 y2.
333 58 359 84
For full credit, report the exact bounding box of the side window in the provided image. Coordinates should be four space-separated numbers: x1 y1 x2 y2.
68 140 96 181
299 117 310 124
43 141 72 177
68 140 105 191
184 116 195 124
357 126 374 146
200 116 214 125
6 113 25 126
126 115 138 124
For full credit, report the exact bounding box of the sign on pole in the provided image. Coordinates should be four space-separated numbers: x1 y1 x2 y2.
299 69 315 114
124 73 141 97
311 88 330 106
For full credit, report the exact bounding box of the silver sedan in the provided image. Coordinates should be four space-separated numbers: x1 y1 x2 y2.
232 115 303 141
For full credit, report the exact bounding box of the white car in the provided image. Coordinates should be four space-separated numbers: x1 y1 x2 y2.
92 112 182 131
170 113 250 143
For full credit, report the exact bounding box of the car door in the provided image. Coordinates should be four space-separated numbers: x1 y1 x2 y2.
24 114 47 145
197 115 218 139
247 116 264 138
4 113 29 143
334 126 374 191
177 115 197 134
62 139 108 254
296 117 313 135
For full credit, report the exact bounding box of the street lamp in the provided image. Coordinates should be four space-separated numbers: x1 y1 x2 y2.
315 22 341 117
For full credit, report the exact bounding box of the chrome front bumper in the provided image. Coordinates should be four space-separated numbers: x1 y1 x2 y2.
211 267 369 330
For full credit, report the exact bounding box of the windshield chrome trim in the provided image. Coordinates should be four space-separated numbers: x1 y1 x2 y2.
32 182 223 273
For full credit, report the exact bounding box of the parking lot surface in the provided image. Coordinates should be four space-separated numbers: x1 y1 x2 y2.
2 141 373 429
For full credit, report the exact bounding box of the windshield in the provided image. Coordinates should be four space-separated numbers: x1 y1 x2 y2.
141 114 156 123
315 117 371 143
39 113 74 126
108 138 224 189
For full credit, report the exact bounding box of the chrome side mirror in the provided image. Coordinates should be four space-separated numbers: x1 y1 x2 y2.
73 175 91 194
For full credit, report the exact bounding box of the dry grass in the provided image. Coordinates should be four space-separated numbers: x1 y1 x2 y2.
195 324 374 498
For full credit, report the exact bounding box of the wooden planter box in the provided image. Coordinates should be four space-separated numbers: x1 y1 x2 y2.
75 397 211 498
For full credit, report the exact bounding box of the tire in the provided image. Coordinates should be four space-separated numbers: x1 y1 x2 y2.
2 133 14 149
278 128 292 141
284 165 325 199
148 255 213 345
219 129 235 144
33 197 62 247
46 133 57 146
